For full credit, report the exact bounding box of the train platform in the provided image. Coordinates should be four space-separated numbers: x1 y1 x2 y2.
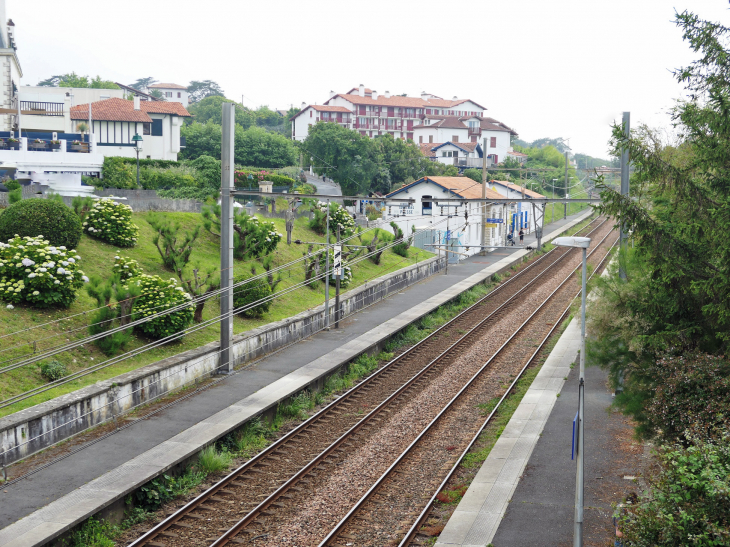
435 270 645 547
0 210 593 547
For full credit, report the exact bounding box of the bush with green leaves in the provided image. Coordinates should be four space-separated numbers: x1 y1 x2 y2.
390 221 411 258
139 165 197 190
233 213 282 260
101 156 136 189
0 235 87 308
309 201 355 237
39 360 68 381
187 155 221 189
128 274 194 339
82 198 138 247
0 198 83 249
233 273 272 317
157 187 216 201
317 253 353 288
621 434 730 546
112 255 142 280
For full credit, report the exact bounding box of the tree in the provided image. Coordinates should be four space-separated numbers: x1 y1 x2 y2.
36 72 119 89
186 95 254 128
149 89 165 100
234 126 298 168
179 122 222 161
187 80 225 103
128 77 157 92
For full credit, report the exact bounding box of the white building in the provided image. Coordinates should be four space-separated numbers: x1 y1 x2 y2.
148 83 189 105
419 141 486 169
69 97 191 161
384 176 506 258
488 179 545 235
0 6 21 133
292 105 352 141
291 85 487 142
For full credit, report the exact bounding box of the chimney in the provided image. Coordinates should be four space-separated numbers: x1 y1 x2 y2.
133 96 141 110
421 91 429 99
301 102 307 110
329 90 336 99
453 95 458 100
7 19 14 48
384 90 391 98
359 84 365 97
372 90 378 100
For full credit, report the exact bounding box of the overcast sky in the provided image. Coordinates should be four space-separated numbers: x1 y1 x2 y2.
10 0 729 158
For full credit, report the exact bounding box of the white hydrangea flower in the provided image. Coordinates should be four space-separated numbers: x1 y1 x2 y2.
6 304 13 310
57 267 66 275
82 275 89 283
32 290 39 296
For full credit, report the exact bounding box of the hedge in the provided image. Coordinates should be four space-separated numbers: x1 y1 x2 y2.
0 199 83 249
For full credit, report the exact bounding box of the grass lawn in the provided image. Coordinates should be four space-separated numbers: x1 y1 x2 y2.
0 211 432 417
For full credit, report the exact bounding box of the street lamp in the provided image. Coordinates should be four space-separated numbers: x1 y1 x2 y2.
132 133 143 188
551 235 591 547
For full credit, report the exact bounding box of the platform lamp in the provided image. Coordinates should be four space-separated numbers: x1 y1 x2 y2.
552 235 591 547
132 133 143 188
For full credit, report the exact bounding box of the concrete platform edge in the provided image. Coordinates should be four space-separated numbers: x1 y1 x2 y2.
0 210 594 547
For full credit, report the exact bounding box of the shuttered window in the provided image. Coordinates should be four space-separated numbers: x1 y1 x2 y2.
151 119 163 137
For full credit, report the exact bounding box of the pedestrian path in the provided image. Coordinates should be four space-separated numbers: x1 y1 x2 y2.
0 210 593 547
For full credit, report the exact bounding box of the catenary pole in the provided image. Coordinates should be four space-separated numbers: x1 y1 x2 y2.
325 199 331 329
335 227 341 329
619 111 630 280
564 151 569 219
480 138 488 255
219 102 235 374
573 245 588 547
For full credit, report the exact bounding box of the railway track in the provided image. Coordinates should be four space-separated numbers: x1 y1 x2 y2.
320 228 619 547
127 215 608 547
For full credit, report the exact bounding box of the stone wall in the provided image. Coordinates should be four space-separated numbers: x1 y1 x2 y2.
0 255 446 464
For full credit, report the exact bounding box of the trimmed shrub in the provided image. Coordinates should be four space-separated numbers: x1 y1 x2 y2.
233 213 282 260
234 170 295 187
112 255 142 280
188 155 221 189
128 275 194 339
233 274 272 317
101 157 136 189
0 235 87 308
139 165 197 190
39 360 68 381
0 198 83 249
82 198 139 247
308 201 355 237
157 187 216 201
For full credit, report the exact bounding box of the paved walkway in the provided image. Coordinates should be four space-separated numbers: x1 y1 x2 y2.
0 210 593 547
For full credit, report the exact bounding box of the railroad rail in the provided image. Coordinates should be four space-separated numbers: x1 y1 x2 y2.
320 228 619 547
128 216 607 547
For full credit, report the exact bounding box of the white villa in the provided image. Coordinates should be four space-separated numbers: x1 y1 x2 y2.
148 83 189 105
383 176 507 259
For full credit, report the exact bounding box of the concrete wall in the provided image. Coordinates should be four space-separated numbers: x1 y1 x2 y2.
0 255 446 464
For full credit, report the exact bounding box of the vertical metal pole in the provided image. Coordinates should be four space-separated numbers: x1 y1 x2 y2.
619 112 630 280
574 246 587 547
335 227 341 329
219 102 235 374
136 148 140 188
324 199 330 329
480 138 488 255
564 151 569 220
445 213 450 275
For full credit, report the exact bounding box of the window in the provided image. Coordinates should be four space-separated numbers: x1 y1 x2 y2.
165 91 172 98
419 136 423 143
143 122 151 135
177 92 181 98
452 135 459 142
310 110 313 117
490 137 497 148
429 135 433 143
442 151 448 157
151 119 163 137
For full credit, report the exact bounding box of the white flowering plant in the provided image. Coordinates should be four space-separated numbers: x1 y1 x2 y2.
0 235 86 308
127 274 194 339
83 198 139 247
232 212 282 260
112 255 142 281
309 201 356 237
317 253 353 288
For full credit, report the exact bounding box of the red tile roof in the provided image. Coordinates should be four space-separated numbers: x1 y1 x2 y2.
326 93 486 111
387 176 503 200
310 105 352 113
413 117 467 130
70 98 191 122
490 180 544 199
148 83 187 90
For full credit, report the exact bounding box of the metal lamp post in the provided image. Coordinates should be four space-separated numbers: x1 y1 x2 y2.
551 235 591 547
132 133 143 188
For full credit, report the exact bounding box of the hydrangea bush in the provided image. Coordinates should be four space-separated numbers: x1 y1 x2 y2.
127 274 194 339
0 235 87 308
112 255 142 280
233 213 282 260
317 253 353 288
309 201 356 237
83 198 139 247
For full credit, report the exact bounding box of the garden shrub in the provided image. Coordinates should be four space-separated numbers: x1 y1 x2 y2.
390 221 411 258
0 235 87 308
0 198 83 249
233 213 282 260
39 360 68 381
128 275 194 339
157 187 216 201
139 165 197 190
101 157 136 189
318 253 353 288
82 198 139 247
187 155 221 189
233 273 272 317
234 170 295 187
112 255 142 280
308 201 355 237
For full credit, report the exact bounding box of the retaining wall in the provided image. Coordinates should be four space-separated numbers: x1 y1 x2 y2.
0 255 445 465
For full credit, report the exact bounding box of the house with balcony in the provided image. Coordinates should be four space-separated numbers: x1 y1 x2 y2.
383 175 506 258
419 141 488 170
291 105 352 140
148 83 189 105
290 85 487 142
